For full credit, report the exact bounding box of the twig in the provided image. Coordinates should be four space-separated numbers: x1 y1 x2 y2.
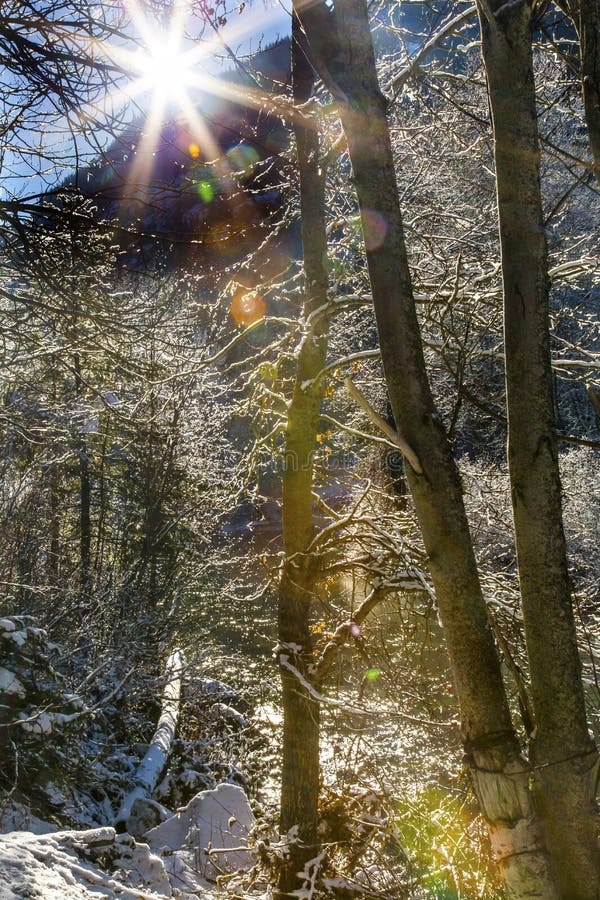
344 378 423 474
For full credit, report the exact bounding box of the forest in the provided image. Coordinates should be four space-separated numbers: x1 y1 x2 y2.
0 0 599 897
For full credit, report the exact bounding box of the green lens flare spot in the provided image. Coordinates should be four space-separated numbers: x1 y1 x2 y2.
197 180 214 202
365 667 381 682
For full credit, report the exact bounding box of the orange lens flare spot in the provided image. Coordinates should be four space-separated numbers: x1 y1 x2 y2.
188 143 201 158
230 289 266 326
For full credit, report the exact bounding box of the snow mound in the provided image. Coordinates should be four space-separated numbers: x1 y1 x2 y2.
145 783 255 889
0 827 174 898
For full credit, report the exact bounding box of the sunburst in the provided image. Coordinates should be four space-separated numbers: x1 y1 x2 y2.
91 0 291 211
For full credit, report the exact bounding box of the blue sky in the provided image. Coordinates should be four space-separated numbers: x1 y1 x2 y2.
233 2 291 52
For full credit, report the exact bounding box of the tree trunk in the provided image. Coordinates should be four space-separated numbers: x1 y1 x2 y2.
48 468 61 584
479 3 600 895
579 0 600 179
74 353 91 594
48 371 61 584
297 1 559 895
277 16 330 895
79 447 91 587
558 0 600 179
94 431 108 579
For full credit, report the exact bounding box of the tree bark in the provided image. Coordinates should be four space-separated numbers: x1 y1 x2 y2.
478 2 600 894
48 371 61 584
79 447 91 587
276 16 330 895
557 0 600 180
579 0 600 179
297 1 559 895
74 353 91 594
48 468 61 584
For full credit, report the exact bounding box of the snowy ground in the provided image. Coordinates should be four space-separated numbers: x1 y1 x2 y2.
0 828 171 899
0 784 255 899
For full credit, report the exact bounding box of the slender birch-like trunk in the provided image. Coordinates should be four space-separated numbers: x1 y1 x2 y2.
115 649 184 831
297 1 559 895
74 352 91 594
478 2 600 894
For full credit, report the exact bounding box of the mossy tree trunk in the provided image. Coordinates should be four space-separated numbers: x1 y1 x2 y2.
277 14 330 895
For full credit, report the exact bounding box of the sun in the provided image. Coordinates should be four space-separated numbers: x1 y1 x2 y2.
100 0 209 110
96 0 284 128
134 37 195 102
91 0 288 205
122 0 203 106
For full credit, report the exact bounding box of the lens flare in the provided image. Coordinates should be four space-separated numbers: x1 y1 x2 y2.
226 142 260 175
197 180 215 202
230 289 266 326
349 209 388 251
362 209 388 251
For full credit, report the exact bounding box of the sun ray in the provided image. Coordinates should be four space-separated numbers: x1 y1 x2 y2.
122 0 160 55
63 0 300 221
83 0 294 135
124 92 167 211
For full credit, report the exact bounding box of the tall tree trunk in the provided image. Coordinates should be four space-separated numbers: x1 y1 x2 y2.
79 449 91 585
74 353 91 594
478 2 600 895
94 430 108 579
48 371 60 585
276 16 330 894
579 0 600 178
48 468 61 584
298 1 559 895
558 0 600 179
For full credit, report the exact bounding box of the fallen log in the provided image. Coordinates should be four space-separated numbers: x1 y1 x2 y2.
115 648 185 833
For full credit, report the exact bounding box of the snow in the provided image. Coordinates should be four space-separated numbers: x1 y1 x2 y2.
0 667 25 698
115 650 184 830
145 783 255 886
0 828 171 898
199 679 238 702
19 711 54 734
126 799 171 842
209 703 248 729
0 805 59 836
278 654 372 717
111 834 171 897
253 702 283 727
0 824 227 898
1 628 28 647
